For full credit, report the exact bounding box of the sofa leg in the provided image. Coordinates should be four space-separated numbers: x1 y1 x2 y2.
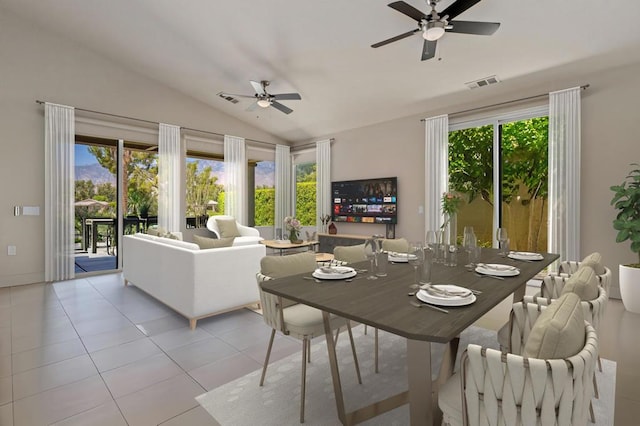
124 279 129 286
189 319 197 330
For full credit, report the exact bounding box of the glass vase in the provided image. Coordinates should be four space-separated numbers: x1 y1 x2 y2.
289 229 299 243
443 212 457 267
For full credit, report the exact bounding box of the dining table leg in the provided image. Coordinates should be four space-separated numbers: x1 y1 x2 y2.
323 311 347 424
406 339 435 426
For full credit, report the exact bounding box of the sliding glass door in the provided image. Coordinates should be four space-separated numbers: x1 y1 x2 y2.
449 110 549 251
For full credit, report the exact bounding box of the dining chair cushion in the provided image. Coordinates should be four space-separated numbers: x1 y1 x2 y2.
216 218 241 238
580 252 606 275
333 244 367 264
260 251 317 279
523 292 585 359
560 265 599 301
192 235 235 249
282 304 345 338
381 238 409 253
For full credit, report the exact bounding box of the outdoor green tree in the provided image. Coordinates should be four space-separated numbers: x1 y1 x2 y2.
186 160 223 217
255 187 275 226
75 180 95 201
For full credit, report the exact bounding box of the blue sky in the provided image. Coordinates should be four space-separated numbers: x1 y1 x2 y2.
75 145 97 166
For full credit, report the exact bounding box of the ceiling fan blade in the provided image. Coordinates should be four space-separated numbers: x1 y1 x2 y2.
271 101 293 115
440 0 481 20
447 20 500 35
273 93 301 101
250 80 266 95
371 28 420 48
421 39 437 61
221 92 256 99
388 1 426 22
246 102 259 112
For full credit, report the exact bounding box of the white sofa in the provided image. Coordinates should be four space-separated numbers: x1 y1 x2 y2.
122 233 266 329
206 215 263 246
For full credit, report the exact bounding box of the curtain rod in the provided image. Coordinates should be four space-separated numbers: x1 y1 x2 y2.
35 99 280 147
419 84 590 121
292 138 336 151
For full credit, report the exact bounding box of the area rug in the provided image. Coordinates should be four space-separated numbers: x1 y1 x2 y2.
197 326 616 426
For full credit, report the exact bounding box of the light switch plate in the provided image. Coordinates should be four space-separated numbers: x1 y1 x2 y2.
8 246 16 256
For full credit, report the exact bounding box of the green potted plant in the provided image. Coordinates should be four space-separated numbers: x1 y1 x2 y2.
610 163 640 313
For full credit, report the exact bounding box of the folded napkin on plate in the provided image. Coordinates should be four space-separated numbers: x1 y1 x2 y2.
510 251 540 257
319 266 353 274
388 252 409 258
420 284 471 298
477 263 517 271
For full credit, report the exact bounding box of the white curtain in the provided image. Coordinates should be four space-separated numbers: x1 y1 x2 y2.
44 103 75 282
424 114 449 231
224 135 247 224
158 123 181 232
548 87 581 262
275 144 292 234
316 139 331 232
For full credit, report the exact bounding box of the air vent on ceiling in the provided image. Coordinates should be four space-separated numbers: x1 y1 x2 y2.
465 75 501 90
217 92 239 104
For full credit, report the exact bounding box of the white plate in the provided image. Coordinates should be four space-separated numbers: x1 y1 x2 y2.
416 285 476 307
312 266 357 280
508 251 543 261
475 263 520 277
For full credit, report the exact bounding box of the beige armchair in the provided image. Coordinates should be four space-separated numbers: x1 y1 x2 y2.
439 293 598 426
256 252 362 423
206 215 263 246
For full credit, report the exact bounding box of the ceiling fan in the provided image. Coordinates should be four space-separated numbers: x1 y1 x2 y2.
221 80 301 114
372 0 500 61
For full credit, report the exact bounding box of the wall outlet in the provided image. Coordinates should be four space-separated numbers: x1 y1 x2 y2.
8 245 16 256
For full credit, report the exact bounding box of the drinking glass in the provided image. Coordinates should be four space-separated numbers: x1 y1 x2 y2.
496 228 508 257
408 242 425 289
432 230 444 264
463 227 478 269
364 238 378 280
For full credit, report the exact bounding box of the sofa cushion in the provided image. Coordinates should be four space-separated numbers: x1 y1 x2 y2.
193 235 235 249
333 244 366 264
581 252 606 275
561 265 599 301
523 293 585 359
260 252 317 279
216 218 241 238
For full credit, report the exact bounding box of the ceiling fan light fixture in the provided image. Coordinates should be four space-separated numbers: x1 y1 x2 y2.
423 21 445 41
257 99 271 108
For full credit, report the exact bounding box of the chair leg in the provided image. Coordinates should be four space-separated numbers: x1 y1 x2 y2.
364 324 368 335
307 338 311 363
590 400 596 423
346 321 362 384
259 329 276 386
375 327 379 373
300 338 308 423
593 373 599 399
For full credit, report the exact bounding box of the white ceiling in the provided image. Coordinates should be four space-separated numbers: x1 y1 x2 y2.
4 0 640 142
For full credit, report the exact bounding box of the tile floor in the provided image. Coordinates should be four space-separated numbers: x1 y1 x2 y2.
0 273 639 425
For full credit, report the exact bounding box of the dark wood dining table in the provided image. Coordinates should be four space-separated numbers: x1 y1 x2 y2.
260 248 558 426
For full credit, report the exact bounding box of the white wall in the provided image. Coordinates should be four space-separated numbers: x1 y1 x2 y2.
307 61 640 298
0 10 283 287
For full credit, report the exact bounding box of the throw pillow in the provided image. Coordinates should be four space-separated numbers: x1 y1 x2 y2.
581 252 607 275
523 292 585 360
193 235 235 249
216 218 241 238
561 265 599 301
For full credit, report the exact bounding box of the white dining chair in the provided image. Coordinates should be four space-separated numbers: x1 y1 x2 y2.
256 252 362 423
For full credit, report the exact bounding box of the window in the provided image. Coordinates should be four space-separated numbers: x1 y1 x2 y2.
449 109 549 251
254 160 275 226
185 154 224 228
295 162 316 226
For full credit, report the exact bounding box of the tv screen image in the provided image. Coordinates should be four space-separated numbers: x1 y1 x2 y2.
331 177 398 224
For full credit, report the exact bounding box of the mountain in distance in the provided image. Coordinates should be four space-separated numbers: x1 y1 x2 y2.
75 164 115 185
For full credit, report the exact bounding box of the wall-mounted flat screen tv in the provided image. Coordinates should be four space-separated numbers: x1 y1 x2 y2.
332 177 398 224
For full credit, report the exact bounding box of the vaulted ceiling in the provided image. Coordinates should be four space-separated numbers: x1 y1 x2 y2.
4 0 640 142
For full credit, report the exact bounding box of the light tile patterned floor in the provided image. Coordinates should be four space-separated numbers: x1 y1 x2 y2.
0 273 639 425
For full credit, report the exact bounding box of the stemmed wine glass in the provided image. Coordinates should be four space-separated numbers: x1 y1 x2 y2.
364 238 378 280
463 226 478 269
496 227 508 257
407 242 425 289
